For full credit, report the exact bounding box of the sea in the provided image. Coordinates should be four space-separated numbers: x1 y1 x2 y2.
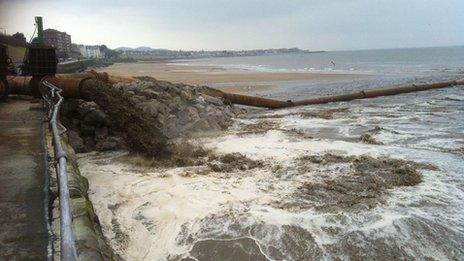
173 45 464 100
80 46 464 260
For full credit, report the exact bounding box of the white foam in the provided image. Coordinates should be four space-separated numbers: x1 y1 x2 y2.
78 88 464 260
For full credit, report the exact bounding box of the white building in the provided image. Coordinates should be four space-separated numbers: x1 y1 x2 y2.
78 45 103 59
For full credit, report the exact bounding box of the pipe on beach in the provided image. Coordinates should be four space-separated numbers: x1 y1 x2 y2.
207 79 464 109
6 72 464 109
220 92 293 109
215 79 464 108
291 80 463 107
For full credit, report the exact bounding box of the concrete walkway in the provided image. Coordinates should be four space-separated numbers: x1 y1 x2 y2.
0 97 49 260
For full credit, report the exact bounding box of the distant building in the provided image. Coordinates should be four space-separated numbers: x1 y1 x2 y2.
70 44 83 59
78 45 103 59
43 29 71 57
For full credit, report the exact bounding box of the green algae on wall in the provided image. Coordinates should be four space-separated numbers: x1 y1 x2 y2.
46 130 117 260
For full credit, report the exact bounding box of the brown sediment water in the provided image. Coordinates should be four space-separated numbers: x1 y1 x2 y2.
78 84 464 260
291 154 428 212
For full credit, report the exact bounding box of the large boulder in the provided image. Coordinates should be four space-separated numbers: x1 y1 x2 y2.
184 119 210 134
201 94 223 106
80 123 96 136
82 109 110 127
138 101 159 117
177 106 200 125
76 101 99 116
76 101 110 127
163 115 179 138
67 130 85 153
94 127 109 142
140 88 161 99
140 100 170 116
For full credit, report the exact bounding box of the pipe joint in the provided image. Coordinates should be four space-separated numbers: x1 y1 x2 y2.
55 150 67 160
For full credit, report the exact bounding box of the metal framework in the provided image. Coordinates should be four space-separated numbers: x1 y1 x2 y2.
42 80 77 261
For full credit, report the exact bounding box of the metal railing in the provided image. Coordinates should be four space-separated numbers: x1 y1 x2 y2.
42 81 78 261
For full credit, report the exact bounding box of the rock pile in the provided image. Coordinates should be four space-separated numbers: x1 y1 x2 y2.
115 78 243 138
60 78 244 153
60 99 122 153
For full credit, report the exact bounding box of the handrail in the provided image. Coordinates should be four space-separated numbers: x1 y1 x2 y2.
42 81 78 261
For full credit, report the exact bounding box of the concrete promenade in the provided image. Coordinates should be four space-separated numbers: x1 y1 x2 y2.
0 97 49 260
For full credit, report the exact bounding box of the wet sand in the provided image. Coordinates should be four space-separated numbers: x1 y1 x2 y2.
98 61 366 94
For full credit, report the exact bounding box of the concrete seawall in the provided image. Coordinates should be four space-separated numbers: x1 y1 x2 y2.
45 120 116 260
57 59 113 74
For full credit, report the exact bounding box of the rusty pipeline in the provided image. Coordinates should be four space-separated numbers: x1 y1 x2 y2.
40 76 90 98
7 76 33 95
7 75 90 98
292 92 365 106
276 79 464 109
221 92 293 109
206 79 463 108
7 70 109 97
38 76 128 99
5 70 464 110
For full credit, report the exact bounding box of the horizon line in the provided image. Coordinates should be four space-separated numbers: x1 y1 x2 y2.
109 44 464 53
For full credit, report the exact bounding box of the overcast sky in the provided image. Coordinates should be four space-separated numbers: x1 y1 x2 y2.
0 0 463 51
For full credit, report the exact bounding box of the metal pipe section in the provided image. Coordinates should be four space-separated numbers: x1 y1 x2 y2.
292 80 463 108
213 79 464 108
292 92 365 106
7 73 464 109
42 81 78 261
7 76 33 95
7 71 108 97
41 76 86 98
221 92 293 109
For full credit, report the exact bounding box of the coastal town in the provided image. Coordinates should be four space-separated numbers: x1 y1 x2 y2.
1 26 318 72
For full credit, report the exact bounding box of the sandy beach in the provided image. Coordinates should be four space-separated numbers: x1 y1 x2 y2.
98 61 366 94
